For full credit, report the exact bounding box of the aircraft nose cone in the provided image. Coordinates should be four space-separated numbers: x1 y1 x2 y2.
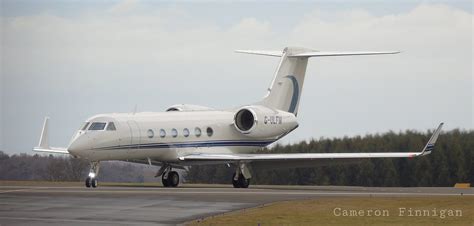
68 133 91 156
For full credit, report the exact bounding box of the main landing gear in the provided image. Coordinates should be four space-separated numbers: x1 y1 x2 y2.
232 163 251 188
85 161 100 188
232 173 250 188
162 171 179 187
156 164 180 187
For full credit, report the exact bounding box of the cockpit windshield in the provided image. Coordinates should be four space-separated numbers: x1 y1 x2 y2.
80 122 90 130
89 122 107 131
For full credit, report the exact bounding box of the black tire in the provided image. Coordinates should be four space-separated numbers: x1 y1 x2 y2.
162 174 169 187
168 171 179 187
232 173 240 188
91 178 98 188
85 177 91 188
238 175 250 188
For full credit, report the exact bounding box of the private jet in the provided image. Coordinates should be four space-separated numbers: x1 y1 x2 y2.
34 47 443 188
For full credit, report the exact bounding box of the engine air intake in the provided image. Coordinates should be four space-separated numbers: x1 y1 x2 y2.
234 108 256 133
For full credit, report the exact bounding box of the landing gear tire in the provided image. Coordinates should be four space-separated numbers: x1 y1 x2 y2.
85 177 98 188
168 171 179 187
162 174 170 187
232 173 250 188
232 173 240 188
91 178 98 188
238 175 250 188
85 177 91 188
162 171 179 187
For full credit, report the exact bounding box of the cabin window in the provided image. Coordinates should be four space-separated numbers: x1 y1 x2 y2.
183 128 190 137
106 122 116 131
89 122 106 131
147 129 154 138
81 122 90 130
160 129 166 138
206 127 213 137
171 128 178 138
195 127 201 137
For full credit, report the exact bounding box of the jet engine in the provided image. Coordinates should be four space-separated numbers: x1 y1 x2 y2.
233 105 298 138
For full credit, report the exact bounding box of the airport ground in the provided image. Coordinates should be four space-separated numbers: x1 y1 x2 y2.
0 181 472 226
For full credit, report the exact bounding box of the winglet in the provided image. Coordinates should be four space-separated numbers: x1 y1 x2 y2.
33 117 69 154
420 122 444 156
38 117 50 149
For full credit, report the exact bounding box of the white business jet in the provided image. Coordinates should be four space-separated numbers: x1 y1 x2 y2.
33 47 443 188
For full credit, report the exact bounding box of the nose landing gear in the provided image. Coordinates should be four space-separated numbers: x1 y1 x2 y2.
85 161 100 188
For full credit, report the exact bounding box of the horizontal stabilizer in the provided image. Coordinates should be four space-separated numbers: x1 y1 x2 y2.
235 49 399 58
289 51 400 57
235 50 283 57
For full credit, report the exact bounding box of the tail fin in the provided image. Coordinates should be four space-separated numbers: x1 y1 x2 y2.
236 47 399 115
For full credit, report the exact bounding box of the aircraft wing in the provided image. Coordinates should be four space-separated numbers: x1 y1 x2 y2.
33 147 69 154
179 123 443 169
32 117 69 155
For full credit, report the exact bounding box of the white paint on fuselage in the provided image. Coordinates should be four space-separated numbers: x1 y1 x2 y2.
68 110 285 162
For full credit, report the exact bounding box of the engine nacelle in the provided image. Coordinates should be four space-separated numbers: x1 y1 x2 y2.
165 104 215 112
233 105 298 138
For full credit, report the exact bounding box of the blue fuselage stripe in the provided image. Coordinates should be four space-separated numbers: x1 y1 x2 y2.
94 140 275 150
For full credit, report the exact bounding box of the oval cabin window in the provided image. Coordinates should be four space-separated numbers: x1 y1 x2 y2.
159 129 166 138
183 128 190 137
171 128 178 138
206 127 213 137
195 127 202 137
147 129 154 138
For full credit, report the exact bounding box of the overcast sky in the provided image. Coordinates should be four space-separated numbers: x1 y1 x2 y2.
1 0 472 154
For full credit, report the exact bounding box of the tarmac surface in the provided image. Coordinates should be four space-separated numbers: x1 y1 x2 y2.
0 183 472 225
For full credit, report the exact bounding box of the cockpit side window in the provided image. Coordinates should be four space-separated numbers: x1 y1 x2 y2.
89 122 106 131
106 122 116 131
81 122 90 130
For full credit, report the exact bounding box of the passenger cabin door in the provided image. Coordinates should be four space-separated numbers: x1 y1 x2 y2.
126 120 141 152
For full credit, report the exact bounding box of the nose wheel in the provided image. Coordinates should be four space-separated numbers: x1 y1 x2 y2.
85 161 100 188
85 177 98 188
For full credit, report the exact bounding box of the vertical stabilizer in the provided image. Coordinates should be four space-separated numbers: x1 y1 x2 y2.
260 47 311 115
235 47 399 116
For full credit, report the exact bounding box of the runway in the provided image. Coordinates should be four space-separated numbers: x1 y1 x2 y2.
0 184 472 225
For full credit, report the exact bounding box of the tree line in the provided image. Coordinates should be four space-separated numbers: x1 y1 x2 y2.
0 129 472 186
0 152 158 182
